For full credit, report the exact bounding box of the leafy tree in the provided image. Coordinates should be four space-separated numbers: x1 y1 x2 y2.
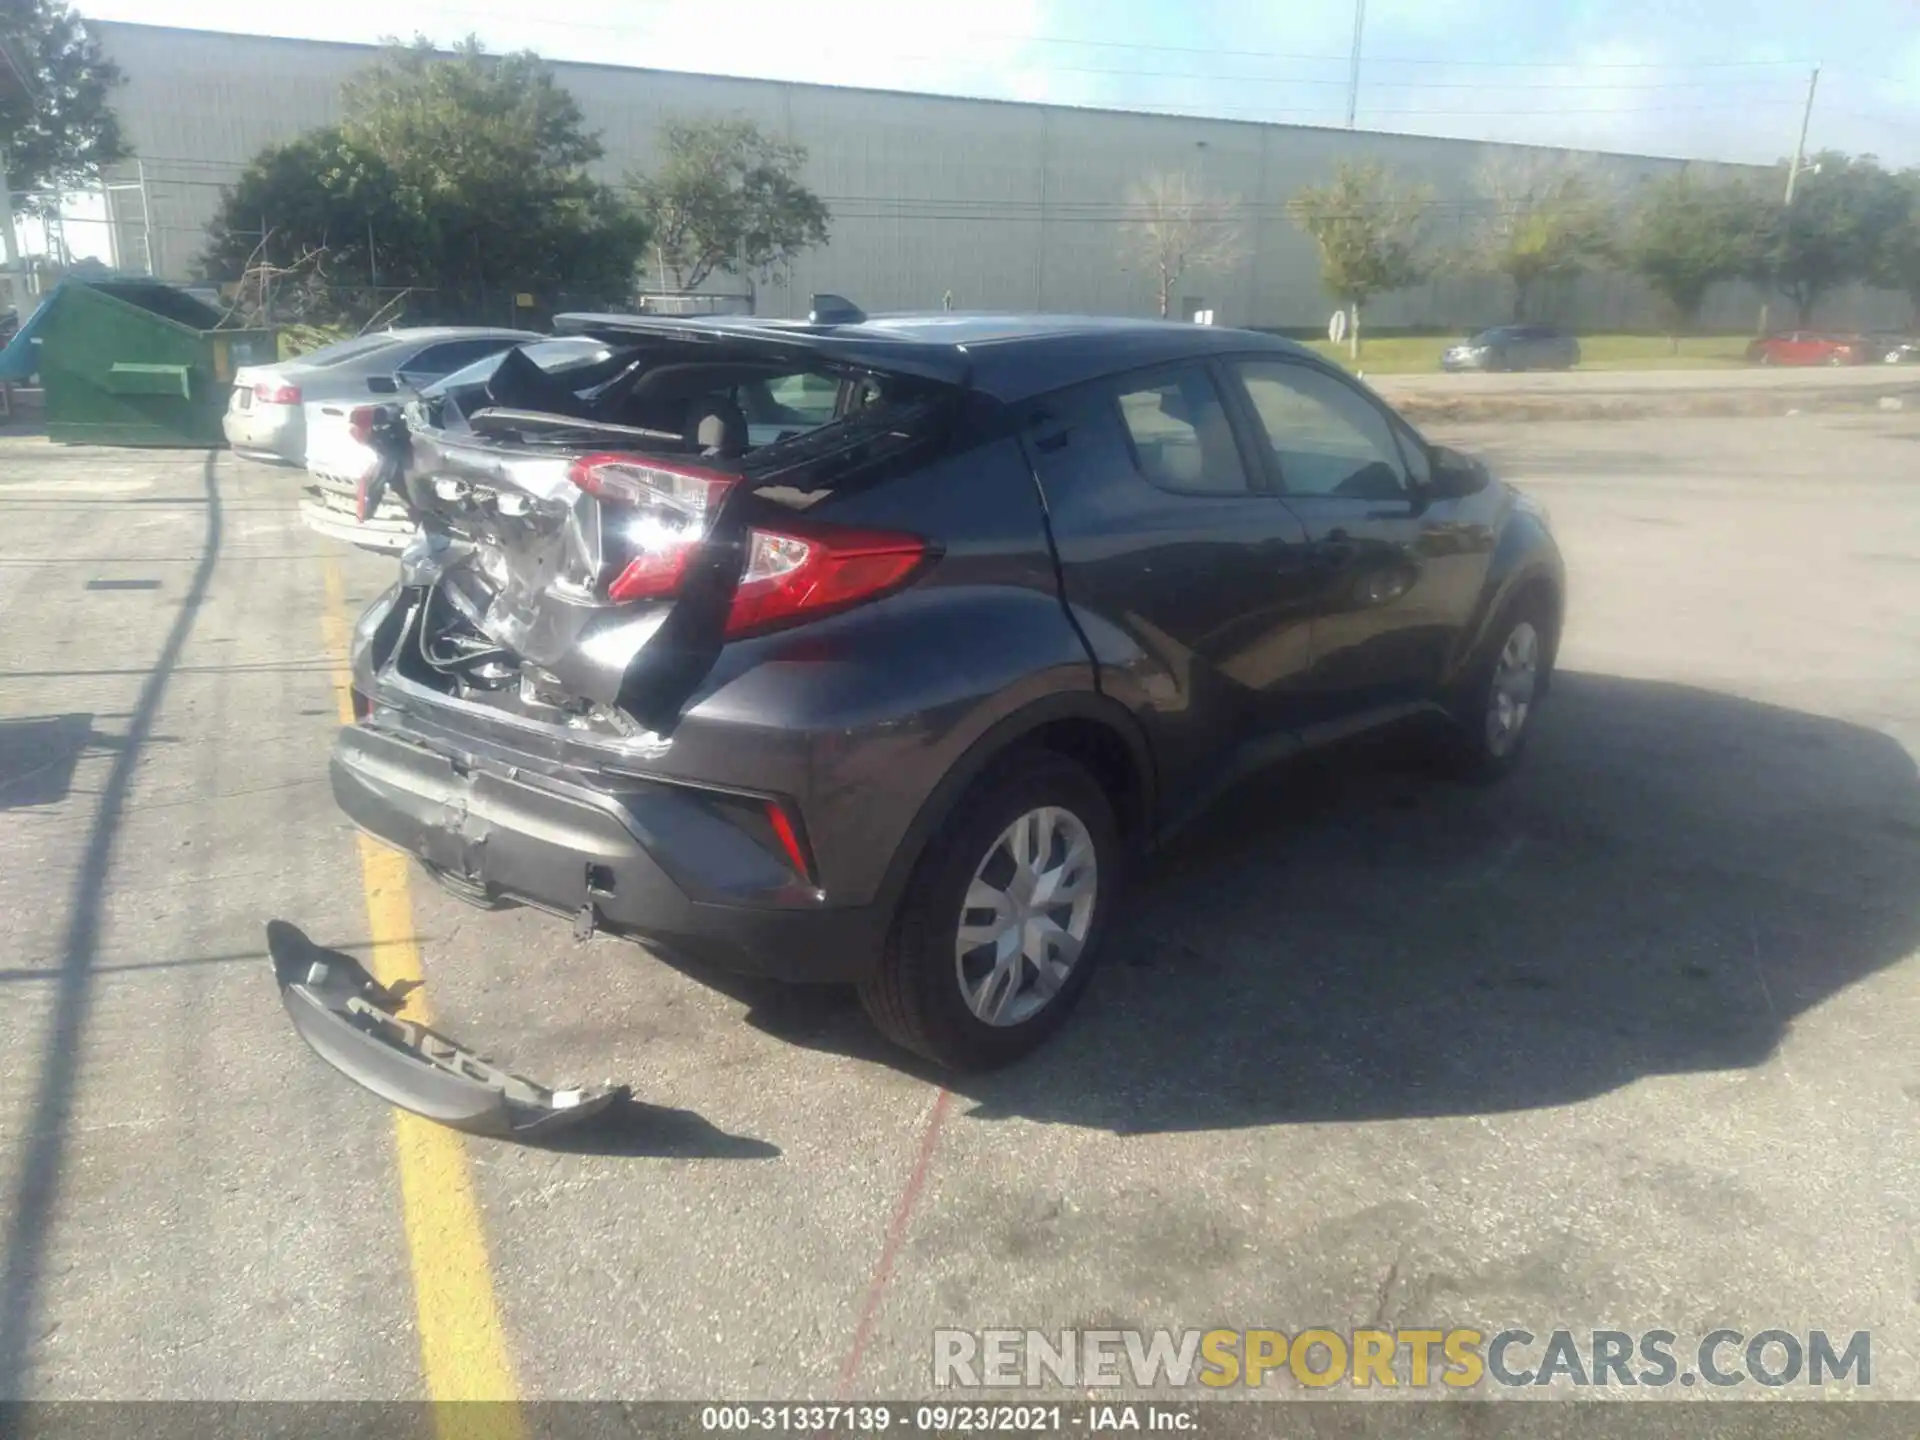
0 0 128 213
1467 155 1615 322
1747 151 1908 328
1119 170 1247 319
1621 170 1764 349
202 128 410 281
201 38 648 321
1868 169 1920 325
630 117 830 294
1285 160 1430 359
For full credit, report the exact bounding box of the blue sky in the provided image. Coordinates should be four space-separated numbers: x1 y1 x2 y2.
85 0 1920 165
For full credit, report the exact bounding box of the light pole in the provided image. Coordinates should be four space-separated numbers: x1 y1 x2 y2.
1345 0 1366 129
1759 65 1820 336
0 37 34 321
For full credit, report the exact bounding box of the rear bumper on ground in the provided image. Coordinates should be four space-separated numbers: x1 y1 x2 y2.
329 721 890 982
266 919 625 1137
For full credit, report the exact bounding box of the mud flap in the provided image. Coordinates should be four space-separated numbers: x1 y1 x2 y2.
266 920 626 1139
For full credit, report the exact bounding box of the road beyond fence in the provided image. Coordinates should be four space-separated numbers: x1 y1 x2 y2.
1366 364 1920 424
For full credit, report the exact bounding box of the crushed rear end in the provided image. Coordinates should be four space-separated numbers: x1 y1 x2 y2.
283 316 975 1129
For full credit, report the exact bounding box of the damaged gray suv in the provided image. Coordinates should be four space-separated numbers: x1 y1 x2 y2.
332 305 1564 1071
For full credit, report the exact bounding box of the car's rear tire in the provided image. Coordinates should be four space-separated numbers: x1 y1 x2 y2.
860 751 1121 1071
1435 591 1554 783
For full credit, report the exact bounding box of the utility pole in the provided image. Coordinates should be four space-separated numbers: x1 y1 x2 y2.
0 38 30 320
1345 0 1366 129
1783 65 1820 206
1759 65 1820 336
0 159 22 324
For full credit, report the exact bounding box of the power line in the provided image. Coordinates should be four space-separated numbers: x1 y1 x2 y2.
240 9 1821 91
325 0 1816 71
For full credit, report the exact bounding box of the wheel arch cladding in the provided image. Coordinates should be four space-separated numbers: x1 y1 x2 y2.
1461 510 1564 684
873 692 1156 915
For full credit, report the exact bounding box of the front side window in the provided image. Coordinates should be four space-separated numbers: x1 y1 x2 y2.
1235 361 1409 501
1112 366 1249 495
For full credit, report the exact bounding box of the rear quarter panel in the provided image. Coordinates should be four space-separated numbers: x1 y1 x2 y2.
664 433 1103 905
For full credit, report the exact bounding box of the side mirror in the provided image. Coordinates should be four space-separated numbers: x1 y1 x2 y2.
1429 444 1489 499
366 374 399 394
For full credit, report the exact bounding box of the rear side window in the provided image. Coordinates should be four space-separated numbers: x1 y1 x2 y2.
290 334 398 368
741 372 841 430
1234 361 1408 501
1112 366 1249 495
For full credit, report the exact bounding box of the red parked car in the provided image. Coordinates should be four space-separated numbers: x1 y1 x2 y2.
1745 332 1868 366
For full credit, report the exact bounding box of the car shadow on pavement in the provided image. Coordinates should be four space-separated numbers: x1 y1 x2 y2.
728 671 1920 1132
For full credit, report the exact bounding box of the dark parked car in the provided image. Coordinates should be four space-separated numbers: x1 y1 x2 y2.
1744 332 1868 366
331 309 1564 1070
1865 332 1920 365
1441 325 1581 372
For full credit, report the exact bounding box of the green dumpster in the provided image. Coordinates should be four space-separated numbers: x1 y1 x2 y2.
32 280 275 446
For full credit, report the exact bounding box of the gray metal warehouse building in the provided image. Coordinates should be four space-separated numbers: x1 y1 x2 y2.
91 21 1792 332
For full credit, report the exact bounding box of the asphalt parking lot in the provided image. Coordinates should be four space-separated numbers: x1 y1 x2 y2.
1 411 1917 1403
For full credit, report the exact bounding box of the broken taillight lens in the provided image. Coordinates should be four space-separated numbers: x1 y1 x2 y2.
569 453 738 603
254 382 301 405
568 452 927 632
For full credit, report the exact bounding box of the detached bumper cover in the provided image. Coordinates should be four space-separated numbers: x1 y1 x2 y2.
267 920 624 1137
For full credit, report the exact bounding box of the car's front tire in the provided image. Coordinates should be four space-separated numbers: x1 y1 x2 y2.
860 751 1121 1070
1436 593 1553 783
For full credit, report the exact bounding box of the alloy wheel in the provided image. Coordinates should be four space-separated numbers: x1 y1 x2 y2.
954 805 1099 1027
1485 621 1540 758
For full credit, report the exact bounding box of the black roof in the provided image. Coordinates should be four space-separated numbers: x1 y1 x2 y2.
553 311 1319 403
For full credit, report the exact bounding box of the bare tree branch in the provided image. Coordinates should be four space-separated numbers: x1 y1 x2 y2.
1119 171 1248 319
356 287 415 334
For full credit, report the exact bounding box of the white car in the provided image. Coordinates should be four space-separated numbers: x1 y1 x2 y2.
224 326 540 465
299 335 617 553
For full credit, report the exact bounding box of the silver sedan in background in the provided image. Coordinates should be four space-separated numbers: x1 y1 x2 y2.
300 334 618 552
223 326 541 464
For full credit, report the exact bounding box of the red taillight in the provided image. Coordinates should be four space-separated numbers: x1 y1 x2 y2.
569 452 737 604
254 382 300 405
567 451 927 630
725 526 926 637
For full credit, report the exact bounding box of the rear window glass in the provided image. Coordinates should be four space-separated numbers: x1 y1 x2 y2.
428 338 614 395
288 334 399 368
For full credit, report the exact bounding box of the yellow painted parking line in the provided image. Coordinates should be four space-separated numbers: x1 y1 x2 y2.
322 558 527 1434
